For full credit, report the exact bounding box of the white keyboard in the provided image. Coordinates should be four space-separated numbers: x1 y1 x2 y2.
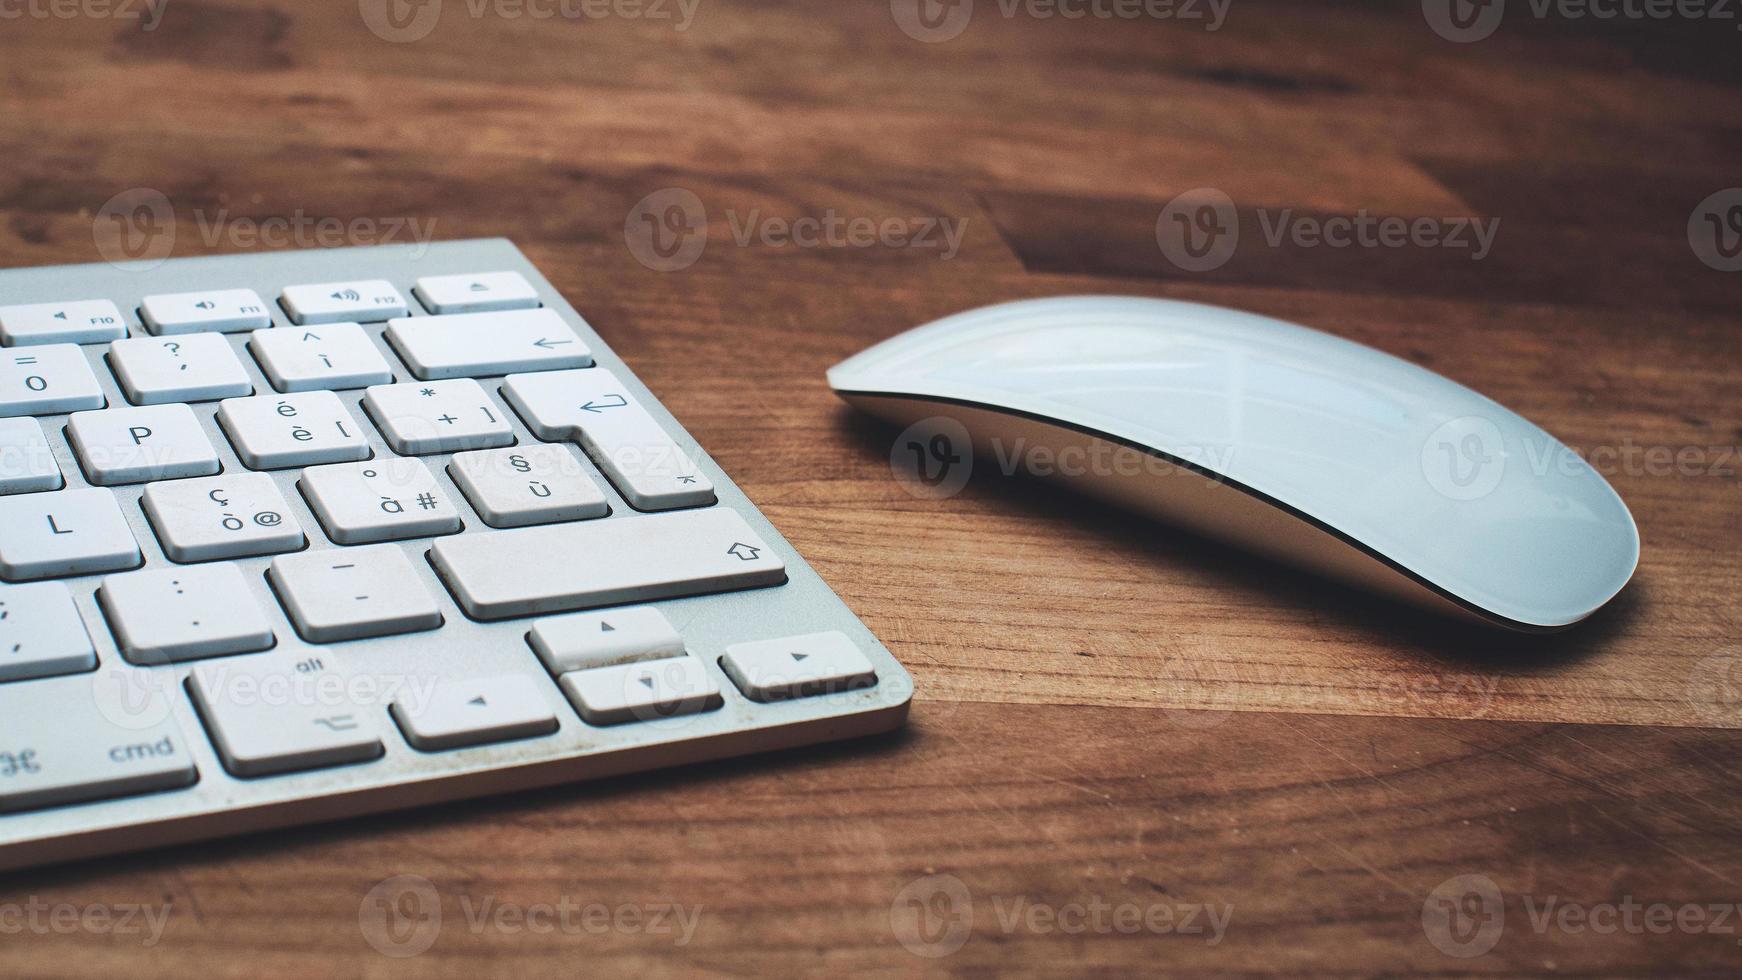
0 240 911 871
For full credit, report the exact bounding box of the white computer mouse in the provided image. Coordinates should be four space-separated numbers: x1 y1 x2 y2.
827 295 1639 631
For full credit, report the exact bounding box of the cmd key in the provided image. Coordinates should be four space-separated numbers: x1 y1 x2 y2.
0 684 197 814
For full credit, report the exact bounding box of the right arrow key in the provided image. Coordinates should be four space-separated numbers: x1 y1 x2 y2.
721 631 879 703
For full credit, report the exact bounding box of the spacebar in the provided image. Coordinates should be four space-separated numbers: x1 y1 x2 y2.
429 509 787 620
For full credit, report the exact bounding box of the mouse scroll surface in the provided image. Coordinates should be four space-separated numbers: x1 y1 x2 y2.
829 296 1639 630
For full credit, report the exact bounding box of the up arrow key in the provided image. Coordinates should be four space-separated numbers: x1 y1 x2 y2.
468 696 488 707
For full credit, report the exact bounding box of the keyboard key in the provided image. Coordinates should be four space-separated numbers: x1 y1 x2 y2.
140 289 272 335
0 417 63 494
721 631 878 703
98 563 276 664
0 300 127 346
0 488 141 581
430 508 785 620
448 444 608 528
391 674 558 751
269 545 443 643
280 280 408 325
109 333 253 404
188 651 383 777
413 272 541 315
503 368 714 511
385 309 591 380
559 656 721 726
0 344 105 417
0 697 195 814
363 378 514 454
217 390 371 469
141 473 305 562
67 403 221 485
249 323 394 392
529 605 684 674
300 458 461 544
0 582 96 683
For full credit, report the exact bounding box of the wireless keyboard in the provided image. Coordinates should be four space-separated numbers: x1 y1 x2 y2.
0 239 911 872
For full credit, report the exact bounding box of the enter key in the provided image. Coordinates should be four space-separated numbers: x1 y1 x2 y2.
503 368 715 511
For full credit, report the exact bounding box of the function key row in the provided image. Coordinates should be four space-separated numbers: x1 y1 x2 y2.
0 271 543 345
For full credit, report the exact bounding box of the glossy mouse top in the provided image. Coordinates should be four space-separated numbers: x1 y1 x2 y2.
828 296 1639 630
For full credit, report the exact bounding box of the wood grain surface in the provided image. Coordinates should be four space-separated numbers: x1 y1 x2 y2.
2 0 1740 976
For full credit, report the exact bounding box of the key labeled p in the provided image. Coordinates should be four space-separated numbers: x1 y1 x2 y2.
128 426 153 445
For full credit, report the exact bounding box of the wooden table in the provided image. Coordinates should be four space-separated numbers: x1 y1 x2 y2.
3 1 1740 975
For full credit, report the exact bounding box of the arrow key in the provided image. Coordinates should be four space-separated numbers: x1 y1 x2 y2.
559 655 721 726
391 673 559 751
721 631 878 703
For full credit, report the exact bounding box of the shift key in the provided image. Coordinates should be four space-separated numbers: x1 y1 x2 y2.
430 508 786 620
0 686 196 814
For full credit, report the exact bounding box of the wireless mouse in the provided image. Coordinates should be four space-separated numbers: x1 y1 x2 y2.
827 296 1638 631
